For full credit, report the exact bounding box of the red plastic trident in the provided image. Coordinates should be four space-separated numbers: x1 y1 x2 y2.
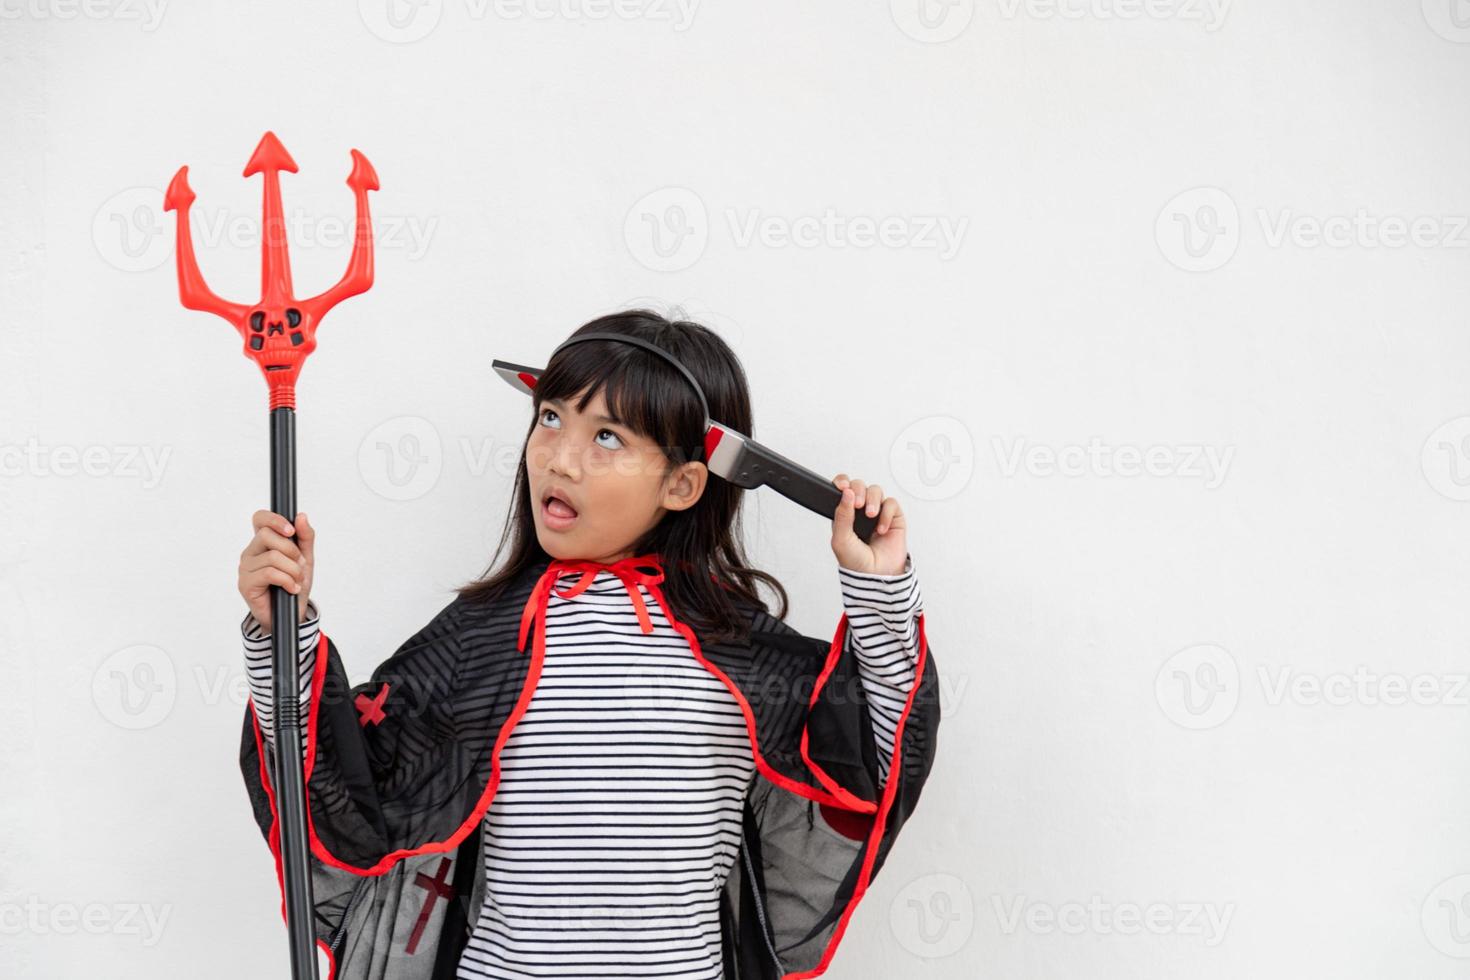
165 131 378 980
163 130 379 408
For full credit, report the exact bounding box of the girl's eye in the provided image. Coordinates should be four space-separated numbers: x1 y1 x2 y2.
537 408 622 450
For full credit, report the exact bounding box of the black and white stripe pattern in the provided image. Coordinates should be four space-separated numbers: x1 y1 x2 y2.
242 558 923 979
242 600 320 761
836 553 924 787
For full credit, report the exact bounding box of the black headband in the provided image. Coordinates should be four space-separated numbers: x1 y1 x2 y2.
548 331 712 461
549 331 711 422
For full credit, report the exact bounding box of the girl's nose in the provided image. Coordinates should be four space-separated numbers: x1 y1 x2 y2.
550 437 583 480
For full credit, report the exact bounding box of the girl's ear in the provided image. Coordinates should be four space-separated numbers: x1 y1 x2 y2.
660 460 709 513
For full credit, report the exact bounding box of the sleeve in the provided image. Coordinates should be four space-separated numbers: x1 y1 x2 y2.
836 553 923 788
237 597 497 980
240 598 475 869
242 599 321 758
723 552 940 978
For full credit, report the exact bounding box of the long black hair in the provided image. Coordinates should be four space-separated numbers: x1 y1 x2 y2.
454 309 789 645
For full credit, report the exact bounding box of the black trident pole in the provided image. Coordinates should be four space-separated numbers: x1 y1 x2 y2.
165 130 378 980
268 405 314 977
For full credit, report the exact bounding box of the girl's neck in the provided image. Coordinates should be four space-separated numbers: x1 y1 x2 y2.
556 549 660 570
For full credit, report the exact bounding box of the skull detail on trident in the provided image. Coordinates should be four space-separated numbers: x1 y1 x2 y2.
163 130 379 408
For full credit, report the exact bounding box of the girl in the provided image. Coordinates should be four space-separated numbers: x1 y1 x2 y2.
236 310 940 980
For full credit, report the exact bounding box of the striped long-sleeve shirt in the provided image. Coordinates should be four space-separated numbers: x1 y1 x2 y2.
243 554 924 979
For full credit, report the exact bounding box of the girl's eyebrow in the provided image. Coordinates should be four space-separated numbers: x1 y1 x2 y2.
543 397 626 427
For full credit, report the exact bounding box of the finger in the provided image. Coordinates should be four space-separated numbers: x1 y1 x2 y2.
253 567 303 594
850 479 866 509
243 550 307 582
833 485 856 534
877 496 902 534
295 511 315 563
832 473 850 489
245 548 307 578
253 509 296 537
247 526 304 563
864 484 884 518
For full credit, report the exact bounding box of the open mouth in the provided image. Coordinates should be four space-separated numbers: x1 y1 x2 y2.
541 489 579 528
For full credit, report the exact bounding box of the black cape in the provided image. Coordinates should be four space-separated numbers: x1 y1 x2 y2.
239 554 940 979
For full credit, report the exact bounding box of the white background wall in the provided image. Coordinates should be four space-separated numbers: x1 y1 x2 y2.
3 1 1469 977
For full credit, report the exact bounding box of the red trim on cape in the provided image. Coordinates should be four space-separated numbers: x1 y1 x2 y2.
248 591 550 978
785 611 930 979
797 612 880 814
642 576 869 813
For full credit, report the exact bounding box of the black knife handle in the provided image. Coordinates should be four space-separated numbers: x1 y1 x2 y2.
736 440 878 542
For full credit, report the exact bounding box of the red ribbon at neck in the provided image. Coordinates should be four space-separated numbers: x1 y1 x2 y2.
518 552 666 653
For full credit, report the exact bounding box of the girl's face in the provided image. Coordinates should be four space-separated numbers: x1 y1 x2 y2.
525 385 708 565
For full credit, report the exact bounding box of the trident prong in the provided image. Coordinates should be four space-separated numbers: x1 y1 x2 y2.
164 130 378 409
303 148 379 321
242 130 299 304
162 165 249 325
